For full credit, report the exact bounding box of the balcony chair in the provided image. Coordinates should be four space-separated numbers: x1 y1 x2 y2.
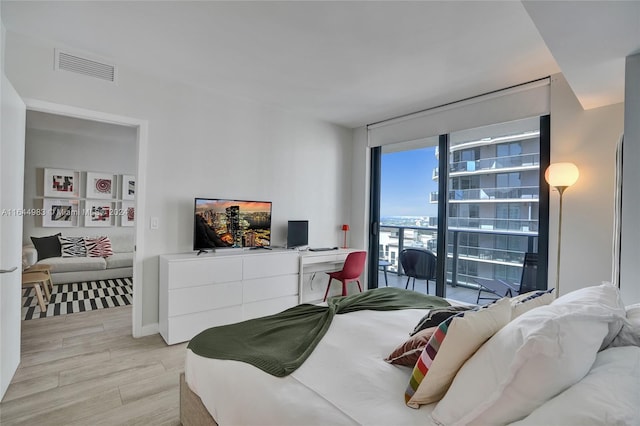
399 248 437 294
323 251 367 302
474 252 539 304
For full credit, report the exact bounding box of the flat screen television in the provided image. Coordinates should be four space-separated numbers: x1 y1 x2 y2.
287 220 309 248
194 198 272 250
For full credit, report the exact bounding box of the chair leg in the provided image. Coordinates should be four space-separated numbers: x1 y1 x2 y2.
41 278 51 301
33 283 47 312
405 277 410 289
356 280 363 293
412 277 416 291
426 279 430 295
45 271 54 295
323 277 333 302
341 280 348 297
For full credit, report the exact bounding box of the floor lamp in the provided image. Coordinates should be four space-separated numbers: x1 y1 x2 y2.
545 162 579 298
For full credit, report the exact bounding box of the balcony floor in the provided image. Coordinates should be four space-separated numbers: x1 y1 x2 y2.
377 271 481 305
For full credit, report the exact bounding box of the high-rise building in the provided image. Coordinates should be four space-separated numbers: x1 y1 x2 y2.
432 118 541 285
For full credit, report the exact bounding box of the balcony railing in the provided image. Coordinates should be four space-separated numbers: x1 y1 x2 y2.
432 153 540 179
430 186 539 203
438 217 539 232
379 224 538 289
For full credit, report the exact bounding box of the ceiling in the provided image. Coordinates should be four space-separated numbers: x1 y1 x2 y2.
2 1 639 129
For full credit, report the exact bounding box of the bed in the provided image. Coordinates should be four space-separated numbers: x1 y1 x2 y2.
181 285 640 425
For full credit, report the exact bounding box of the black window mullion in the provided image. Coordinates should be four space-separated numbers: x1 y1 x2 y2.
368 146 382 289
436 134 450 297
537 115 551 290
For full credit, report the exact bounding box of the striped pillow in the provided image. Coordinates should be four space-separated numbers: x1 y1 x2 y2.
85 236 114 257
58 236 86 257
511 289 555 319
405 297 511 408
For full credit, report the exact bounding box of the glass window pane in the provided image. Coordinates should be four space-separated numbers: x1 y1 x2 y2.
379 136 439 292
449 117 541 291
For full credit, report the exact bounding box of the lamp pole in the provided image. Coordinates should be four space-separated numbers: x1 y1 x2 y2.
545 162 579 298
554 185 568 297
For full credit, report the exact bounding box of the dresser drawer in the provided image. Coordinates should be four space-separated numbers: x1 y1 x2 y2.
167 256 243 289
168 281 243 317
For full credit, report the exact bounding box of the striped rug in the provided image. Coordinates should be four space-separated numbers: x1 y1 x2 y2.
22 277 133 320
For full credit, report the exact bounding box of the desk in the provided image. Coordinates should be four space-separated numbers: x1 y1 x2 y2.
298 248 357 303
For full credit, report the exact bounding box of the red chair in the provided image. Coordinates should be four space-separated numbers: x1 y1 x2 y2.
323 251 367 301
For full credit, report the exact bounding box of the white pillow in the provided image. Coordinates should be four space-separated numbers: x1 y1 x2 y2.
551 282 626 349
511 346 640 425
626 303 640 324
608 303 640 348
431 283 626 426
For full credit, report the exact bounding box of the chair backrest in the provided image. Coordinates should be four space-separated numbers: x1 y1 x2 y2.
400 248 437 280
341 251 367 279
519 252 538 294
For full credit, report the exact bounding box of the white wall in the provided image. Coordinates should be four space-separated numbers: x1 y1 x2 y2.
23 111 136 243
620 53 640 304
5 32 354 329
548 74 624 295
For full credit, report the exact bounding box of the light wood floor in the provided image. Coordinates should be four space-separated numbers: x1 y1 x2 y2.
0 306 185 425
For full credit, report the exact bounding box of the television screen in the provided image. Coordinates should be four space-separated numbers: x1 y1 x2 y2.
194 198 272 250
287 220 308 248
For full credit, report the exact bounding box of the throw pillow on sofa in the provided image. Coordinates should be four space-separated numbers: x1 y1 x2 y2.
59 236 87 257
30 233 62 261
85 236 114 257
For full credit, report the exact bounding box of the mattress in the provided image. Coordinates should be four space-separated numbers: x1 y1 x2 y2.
185 308 437 425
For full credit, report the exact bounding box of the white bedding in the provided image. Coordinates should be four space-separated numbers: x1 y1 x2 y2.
185 305 640 426
185 308 437 426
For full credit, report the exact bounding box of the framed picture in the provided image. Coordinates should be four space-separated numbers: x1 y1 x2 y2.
122 174 136 200
44 168 79 198
42 199 79 227
120 201 135 227
86 172 116 199
84 200 114 227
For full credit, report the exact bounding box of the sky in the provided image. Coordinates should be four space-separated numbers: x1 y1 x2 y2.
380 147 439 217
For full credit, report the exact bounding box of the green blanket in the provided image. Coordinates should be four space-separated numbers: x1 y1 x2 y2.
187 287 450 377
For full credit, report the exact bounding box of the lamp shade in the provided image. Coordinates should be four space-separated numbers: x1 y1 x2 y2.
341 224 350 231
545 162 579 188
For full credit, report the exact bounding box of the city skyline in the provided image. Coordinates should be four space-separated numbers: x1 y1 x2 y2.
380 146 438 218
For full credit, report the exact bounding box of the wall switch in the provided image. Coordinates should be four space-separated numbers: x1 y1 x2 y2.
150 217 159 230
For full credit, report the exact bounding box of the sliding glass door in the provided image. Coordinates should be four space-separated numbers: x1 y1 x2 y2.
369 116 549 304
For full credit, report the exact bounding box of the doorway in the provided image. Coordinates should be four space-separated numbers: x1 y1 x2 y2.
22 111 138 321
23 99 148 337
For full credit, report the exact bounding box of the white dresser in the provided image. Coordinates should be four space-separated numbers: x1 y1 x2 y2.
159 250 299 344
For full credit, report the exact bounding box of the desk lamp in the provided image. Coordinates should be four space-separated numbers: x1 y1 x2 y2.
341 224 350 249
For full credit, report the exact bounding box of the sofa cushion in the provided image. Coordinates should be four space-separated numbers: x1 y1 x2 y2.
105 252 134 269
38 256 106 273
30 233 62 261
109 234 134 253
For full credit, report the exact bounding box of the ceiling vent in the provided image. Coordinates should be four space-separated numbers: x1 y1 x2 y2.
55 49 117 83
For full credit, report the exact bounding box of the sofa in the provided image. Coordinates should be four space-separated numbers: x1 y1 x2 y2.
23 233 134 284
